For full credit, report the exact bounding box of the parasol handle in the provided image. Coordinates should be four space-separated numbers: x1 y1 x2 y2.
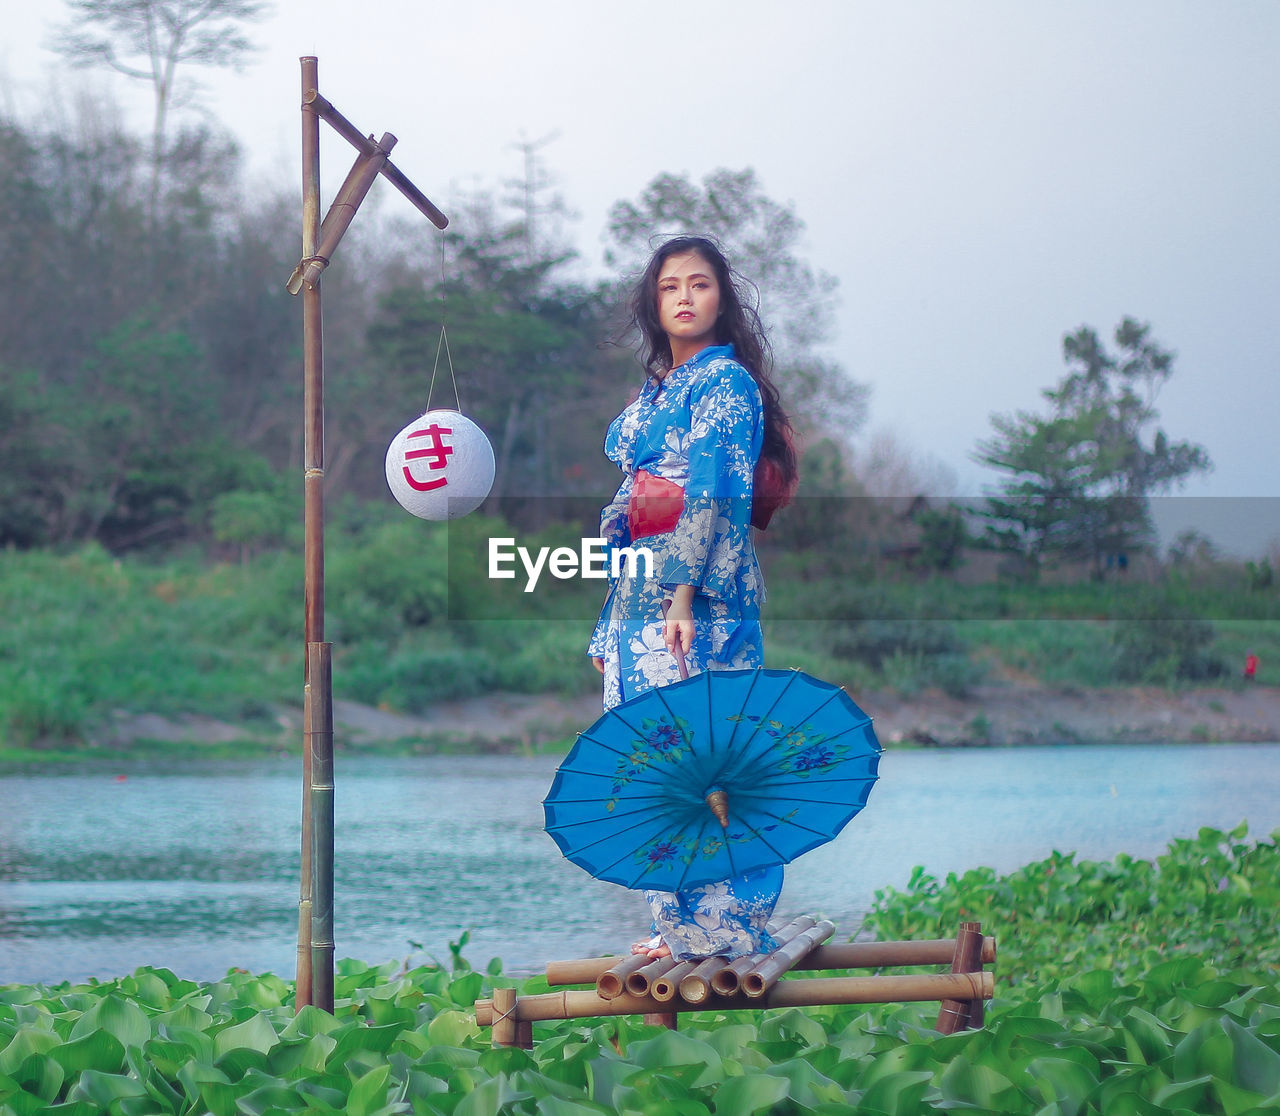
660 598 690 680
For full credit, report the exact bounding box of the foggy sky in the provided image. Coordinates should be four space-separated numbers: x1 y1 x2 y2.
3 0 1277 552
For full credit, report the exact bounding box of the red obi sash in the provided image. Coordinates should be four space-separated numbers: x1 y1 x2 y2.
627 469 684 540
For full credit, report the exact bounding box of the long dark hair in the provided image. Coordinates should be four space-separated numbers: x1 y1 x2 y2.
630 235 797 493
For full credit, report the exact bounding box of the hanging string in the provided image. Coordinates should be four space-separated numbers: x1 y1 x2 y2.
425 233 461 412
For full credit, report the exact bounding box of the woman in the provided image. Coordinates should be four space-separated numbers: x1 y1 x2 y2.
588 235 798 961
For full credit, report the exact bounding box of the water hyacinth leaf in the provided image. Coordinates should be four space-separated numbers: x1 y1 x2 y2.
198 1077 246 1116
233 1070 307 1116
1023 1056 1097 1116
329 1022 403 1069
364 997 415 1027
761 1058 848 1106
630 1030 725 1087
213 1011 280 1061
226 1046 282 1082
586 1052 641 1106
0 1082 44 1116
11 1051 65 1101
853 1069 935 1116
37 1100 104 1116
855 1041 939 1085
67 994 151 1050
0 1028 61 1075
447 971 484 1006
758 1007 828 1048
156 1001 214 1033
348 1064 396 1116
176 1058 230 1102
120 969 172 1008
125 1045 184 1112
454 1074 533 1116
703 1023 760 1060
269 1031 337 1076
1210 1078 1273 1116
1121 1008 1175 1065
1222 1016 1280 1095
426 1009 479 1047
50 1029 126 1075
533 1097 612 1116
478 1046 538 1075
66 1068 150 1109
709 1072 790 1114
1152 1073 1214 1112
937 1056 1017 1109
295 1074 351 1110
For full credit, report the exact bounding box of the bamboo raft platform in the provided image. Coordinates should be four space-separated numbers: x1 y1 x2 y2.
475 919 995 1048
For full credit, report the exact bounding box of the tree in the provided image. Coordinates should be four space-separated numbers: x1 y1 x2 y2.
975 318 1211 578
604 168 868 441
50 0 267 216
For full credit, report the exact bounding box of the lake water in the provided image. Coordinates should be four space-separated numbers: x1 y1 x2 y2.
2 743 1278 986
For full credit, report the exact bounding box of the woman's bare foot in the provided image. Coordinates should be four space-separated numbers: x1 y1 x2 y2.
631 935 670 958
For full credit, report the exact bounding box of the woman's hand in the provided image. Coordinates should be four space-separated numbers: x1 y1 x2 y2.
663 586 696 657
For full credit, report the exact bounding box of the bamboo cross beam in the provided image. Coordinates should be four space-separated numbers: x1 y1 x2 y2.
476 970 994 1031
302 89 448 230
544 935 997 987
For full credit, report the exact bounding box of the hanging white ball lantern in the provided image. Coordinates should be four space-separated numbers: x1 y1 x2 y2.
385 409 495 520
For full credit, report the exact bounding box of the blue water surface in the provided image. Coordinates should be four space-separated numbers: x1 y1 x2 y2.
0 743 1277 984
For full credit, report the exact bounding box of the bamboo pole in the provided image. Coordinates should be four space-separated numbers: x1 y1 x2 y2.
626 954 678 998
475 970 993 1028
544 935 996 987
712 916 817 997
678 956 731 1006
596 954 651 1000
308 642 335 1012
743 920 835 999
652 960 697 1002
295 54 323 1013
286 55 447 1016
937 921 984 1035
491 987 519 1048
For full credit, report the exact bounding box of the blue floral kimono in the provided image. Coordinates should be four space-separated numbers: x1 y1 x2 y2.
588 343 782 961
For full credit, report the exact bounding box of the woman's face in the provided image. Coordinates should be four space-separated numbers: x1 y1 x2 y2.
656 251 721 355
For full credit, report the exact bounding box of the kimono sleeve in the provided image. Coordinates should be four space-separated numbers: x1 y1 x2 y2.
598 471 634 573
658 362 762 598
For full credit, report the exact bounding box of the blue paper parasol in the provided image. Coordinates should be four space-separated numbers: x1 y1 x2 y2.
543 668 881 891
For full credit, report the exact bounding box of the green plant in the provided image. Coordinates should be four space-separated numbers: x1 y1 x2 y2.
3 827 1278 1114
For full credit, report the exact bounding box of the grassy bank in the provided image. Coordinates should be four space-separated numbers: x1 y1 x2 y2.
1 826 1276 1113
6 535 1279 750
